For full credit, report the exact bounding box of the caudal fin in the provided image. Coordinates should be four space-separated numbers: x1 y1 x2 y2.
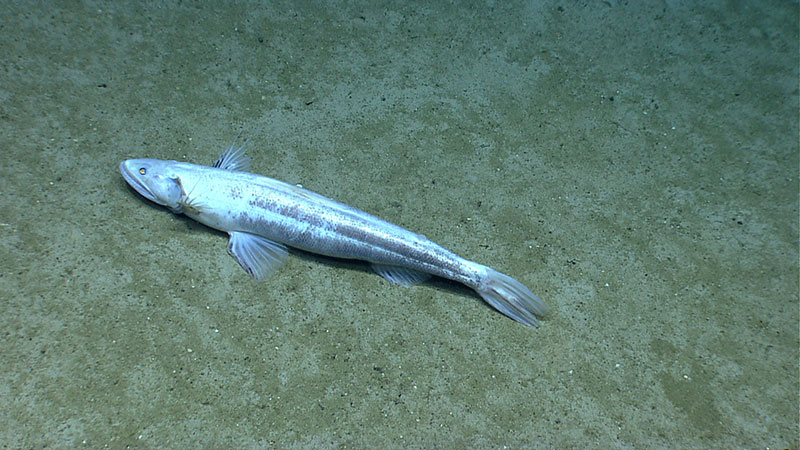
476 268 548 327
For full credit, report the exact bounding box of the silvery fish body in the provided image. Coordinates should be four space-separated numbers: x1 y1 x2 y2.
120 139 547 327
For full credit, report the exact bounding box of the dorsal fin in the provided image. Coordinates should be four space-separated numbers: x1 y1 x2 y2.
212 133 251 172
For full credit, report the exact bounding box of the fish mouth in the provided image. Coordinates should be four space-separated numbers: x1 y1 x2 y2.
119 160 159 204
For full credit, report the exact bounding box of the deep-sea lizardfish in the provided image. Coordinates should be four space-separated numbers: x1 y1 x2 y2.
119 137 548 327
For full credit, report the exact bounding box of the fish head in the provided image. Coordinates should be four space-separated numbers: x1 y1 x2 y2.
120 159 184 210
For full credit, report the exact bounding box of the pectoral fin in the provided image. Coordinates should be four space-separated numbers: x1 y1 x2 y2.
371 263 431 286
227 231 288 281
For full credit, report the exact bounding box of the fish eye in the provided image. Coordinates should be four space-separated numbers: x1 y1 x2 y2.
139 167 147 175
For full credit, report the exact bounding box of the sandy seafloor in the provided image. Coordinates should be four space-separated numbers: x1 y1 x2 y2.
0 1 797 448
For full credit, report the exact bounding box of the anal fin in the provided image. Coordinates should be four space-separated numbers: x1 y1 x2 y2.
371 263 431 287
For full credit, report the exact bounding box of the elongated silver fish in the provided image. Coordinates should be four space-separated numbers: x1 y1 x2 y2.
119 137 547 326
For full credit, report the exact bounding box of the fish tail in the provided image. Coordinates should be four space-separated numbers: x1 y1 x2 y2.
475 267 548 327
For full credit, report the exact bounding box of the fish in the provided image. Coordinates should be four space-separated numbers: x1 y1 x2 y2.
119 136 547 327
